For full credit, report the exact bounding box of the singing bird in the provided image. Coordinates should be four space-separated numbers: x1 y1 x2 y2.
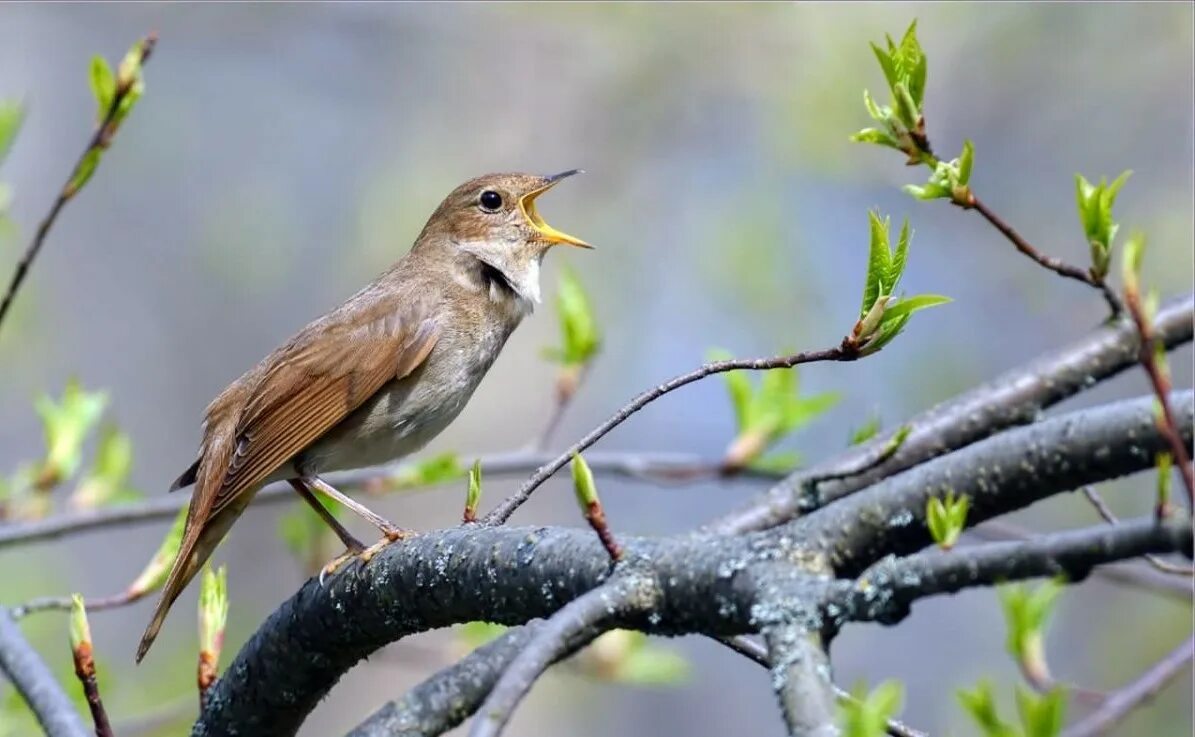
136 171 590 662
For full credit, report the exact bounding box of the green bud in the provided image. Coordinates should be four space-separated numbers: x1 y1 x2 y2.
127 504 187 596
571 453 599 510
198 565 228 656
464 459 482 522
68 594 91 651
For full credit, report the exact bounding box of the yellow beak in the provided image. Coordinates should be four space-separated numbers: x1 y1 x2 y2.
519 170 593 249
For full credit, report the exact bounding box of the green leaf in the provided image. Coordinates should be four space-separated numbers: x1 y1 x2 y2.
957 139 975 186
127 504 188 596
858 312 910 356
710 348 753 431
67 149 102 196
89 56 116 122
1121 231 1145 290
457 621 507 648
839 680 904 737
862 211 892 317
465 459 482 519
198 565 229 655
1015 686 1066 737
34 379 108 487
849 415 882 445
0 100 24 167
548 266 601 366
277 495 342 559
850 127 900 149
886 218 912 292
780 391 841 434
70 424 138 509
571 453 599 510
879 294 952 323
870 42 899 91
385 452 464 490
958 680 1018 737
998 579 1064 671
926 490 968 550
1076 171 1131 277
747 451 802 474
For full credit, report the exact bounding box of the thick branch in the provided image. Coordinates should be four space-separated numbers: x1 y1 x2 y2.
468 578 655 737
800 391 1194 574
829 518 1193 628
0 450 756 551
346 625 544 737
195 393 1187 735
0 608 88 737
711 293 1194 535
763 624 837 737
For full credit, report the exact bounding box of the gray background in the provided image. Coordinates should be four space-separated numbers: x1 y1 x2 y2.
1 3 1192 736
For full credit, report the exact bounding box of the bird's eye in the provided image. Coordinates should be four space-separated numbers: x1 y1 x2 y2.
479 190 503 212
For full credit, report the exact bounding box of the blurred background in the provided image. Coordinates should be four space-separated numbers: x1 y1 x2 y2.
1 3 1192 736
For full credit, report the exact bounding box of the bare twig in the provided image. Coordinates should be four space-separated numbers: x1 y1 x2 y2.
0 33 157 334
0 449 751 552
1059 634 1194 737
965 195 1122 315
0 608 89 737
482 342 861 525
11 589 145 619
1123 283 1195 507
468 578 655 737
1081 486 1194 576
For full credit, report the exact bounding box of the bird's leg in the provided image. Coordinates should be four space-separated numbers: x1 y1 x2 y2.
304 476 408 541
287 479 366 553
299 476 412 581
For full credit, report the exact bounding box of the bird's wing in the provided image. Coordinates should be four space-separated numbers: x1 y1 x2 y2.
206 299 439 518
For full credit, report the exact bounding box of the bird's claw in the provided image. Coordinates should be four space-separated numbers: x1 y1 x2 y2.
318 529 411 586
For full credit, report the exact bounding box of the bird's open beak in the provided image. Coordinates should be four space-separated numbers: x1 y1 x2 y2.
519 170 593 249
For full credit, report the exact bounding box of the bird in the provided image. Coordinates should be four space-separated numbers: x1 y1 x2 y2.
135 171 590 663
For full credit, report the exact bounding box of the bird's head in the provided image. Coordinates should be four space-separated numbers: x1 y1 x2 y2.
416 170 591 304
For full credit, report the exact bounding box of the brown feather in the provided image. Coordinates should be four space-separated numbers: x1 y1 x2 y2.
136 296 439 662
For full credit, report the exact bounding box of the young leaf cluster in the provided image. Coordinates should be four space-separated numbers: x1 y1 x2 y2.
958 680 1066 737
998 579 1063 684
905 139 975 206
838 680 904 737
543 266 601 368
851 212 950 356
33 380 108 490
1075 172 1130 280
926 489 969 550
852 21 931 164
710 348 839 471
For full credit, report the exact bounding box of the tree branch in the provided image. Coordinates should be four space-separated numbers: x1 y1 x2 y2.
710 293 1194 535
1059 634 1194 737
468 578 656 737
481 343 860 525
801 391 1194 574
0 607 88 737
829 517 1193 629
0 450 760 552
967 195 1122 315
194 392 1188 735
763 623 837 737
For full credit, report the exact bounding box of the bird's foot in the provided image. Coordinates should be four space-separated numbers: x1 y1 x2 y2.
359 527 412 563
317 527 411 586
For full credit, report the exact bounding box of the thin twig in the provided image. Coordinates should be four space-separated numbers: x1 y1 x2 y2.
0 33 157 334
0 608 89 737
1123 283 1195 507
1059 634 1194 737
966 194 1123 315
1081 486 1194 576
482 342 860 525
714 635 928 737
0 449 751 552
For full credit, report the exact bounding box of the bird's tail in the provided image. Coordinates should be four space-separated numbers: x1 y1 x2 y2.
135 494 245 663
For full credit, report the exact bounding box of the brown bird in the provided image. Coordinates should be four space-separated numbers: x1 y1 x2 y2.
136 171 590 662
